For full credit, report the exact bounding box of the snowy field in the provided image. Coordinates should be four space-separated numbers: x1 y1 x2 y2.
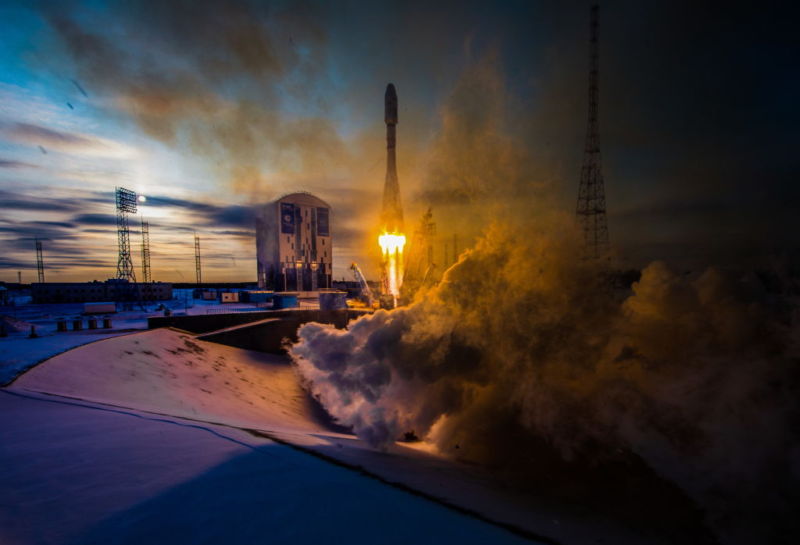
0 390 536 545
2 327 683 545
0 289 311 385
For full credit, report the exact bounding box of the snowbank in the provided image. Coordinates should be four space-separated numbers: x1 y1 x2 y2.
12 328 324 433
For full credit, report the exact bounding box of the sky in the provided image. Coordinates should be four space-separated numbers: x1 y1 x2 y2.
0 0 798 283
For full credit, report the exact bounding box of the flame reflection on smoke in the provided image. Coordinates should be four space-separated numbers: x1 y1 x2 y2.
291 219 800 544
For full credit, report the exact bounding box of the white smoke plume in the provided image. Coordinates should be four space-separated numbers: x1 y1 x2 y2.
290 216 800 544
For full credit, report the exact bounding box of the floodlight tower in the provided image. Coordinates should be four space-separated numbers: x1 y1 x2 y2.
194 232 202 285
140 219 151 283
35 238 45 283
576 3 610 259
115 187 138 281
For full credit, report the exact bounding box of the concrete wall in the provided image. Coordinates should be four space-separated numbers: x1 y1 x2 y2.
149 309 370 353
197 318 303 353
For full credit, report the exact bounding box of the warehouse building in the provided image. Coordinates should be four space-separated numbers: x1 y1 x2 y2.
31 280 172 303
256 193 332 291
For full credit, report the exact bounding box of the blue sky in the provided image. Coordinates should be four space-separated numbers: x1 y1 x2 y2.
1 0 798 282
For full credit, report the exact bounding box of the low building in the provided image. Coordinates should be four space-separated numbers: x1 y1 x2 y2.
256 192 332 291
31 280 172 304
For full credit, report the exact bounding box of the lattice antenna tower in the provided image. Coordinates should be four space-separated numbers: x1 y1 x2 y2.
194 232 202 285
115 187 138 281
35 238 45 283
576 3 610 259
140 218 151 283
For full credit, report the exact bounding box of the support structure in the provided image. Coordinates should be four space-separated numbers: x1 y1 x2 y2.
140 219 151 283
35 238 45 283
115 187 138 281
194 232 202 285
403 208 437 291
576 3 610 259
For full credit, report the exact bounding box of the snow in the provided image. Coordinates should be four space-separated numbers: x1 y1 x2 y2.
3 326 678 544
12 328 325 433
0 289 320 385
0 330 137 386
0 390 535 545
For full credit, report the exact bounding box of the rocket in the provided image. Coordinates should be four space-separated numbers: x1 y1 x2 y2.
381 83 403 234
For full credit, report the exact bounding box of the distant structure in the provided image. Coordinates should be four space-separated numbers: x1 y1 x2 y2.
256 192 332 291
115 187 138 280
379 83 406 303
32 280 171 304
140 219 151 283
576 3 610 259
35 238 45 283
194 232 202 285
405 208 436 283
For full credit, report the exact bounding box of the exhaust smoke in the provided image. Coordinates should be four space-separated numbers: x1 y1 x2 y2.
290 217 800 544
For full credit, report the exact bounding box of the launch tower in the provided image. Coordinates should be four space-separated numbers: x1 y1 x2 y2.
576 3 610 259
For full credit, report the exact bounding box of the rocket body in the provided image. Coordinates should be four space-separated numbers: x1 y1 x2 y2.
382 84 403 234
379 83 405 301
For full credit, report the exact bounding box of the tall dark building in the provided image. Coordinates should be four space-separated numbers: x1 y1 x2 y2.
256 192 332 292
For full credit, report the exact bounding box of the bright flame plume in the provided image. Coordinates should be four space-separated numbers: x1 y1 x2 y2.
379 231 406 301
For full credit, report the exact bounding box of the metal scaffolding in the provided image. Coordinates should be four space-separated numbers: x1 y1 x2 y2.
194 232 202 285
576 3 610 259
35 238 45 283
115 187 138 281
140 218 151 283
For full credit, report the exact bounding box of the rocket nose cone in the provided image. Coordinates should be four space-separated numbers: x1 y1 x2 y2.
385 83 398 125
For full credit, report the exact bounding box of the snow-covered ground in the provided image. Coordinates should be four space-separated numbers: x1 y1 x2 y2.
0 330 138 385
0 389 536 545
12 328 325 433
0 289 313 385
2 329 540 545
2 328 680 545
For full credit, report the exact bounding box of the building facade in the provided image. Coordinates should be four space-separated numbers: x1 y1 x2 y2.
31 280 172 303
256 193 332 291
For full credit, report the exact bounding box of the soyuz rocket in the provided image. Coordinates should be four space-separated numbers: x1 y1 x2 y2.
378 83 406 302
381 83 404 234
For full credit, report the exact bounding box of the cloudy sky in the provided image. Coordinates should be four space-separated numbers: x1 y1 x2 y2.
1 0 797 282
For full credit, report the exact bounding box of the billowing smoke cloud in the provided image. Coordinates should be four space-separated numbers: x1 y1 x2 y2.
288 34 799 542
291 217 800 543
